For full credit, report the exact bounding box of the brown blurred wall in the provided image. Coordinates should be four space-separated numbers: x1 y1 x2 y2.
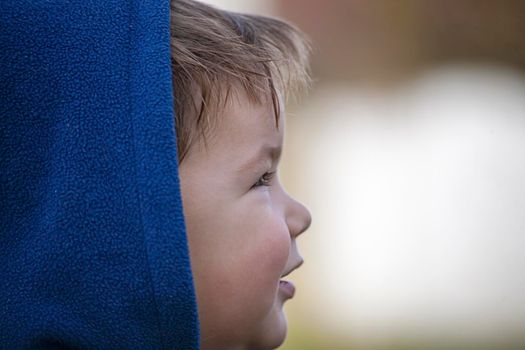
276 0 525 84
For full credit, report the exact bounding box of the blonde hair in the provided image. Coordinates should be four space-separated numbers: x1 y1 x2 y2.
170 0 312 162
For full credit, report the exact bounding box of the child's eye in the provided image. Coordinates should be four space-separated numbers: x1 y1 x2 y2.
252 171 276 189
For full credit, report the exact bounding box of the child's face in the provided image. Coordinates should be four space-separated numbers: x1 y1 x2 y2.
179 89 311 350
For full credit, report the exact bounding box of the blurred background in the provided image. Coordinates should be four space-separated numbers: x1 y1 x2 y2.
200 1 525 349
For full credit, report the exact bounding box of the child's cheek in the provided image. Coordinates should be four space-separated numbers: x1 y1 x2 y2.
242 194 291 277
252 211 291 288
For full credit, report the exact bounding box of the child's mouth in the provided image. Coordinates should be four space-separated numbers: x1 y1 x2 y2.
279 259 302 299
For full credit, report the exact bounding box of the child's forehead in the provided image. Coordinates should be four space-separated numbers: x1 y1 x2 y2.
185 85 285 165
208 92 284 158
225 92 282 131
215 86 284 133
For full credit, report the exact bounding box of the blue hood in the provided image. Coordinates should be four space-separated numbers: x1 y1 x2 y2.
0 0 199 348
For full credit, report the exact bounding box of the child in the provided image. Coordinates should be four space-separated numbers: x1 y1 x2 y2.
171 0 313 349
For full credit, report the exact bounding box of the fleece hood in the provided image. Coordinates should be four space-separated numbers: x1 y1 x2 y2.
0 0 199 348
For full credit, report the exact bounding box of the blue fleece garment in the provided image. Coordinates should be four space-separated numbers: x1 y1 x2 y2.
0 0 199 348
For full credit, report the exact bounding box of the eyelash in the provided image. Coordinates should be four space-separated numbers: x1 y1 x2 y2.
252 171 276 188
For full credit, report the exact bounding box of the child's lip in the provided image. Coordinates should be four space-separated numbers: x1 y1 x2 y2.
279 280 296 299
281 259 304 278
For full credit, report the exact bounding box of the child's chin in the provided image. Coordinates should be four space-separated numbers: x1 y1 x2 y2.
251 303 289 349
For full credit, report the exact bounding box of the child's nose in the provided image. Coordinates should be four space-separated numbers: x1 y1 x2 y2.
286 197 312 238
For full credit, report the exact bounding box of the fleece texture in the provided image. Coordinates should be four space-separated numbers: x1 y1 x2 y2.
0 0 199 349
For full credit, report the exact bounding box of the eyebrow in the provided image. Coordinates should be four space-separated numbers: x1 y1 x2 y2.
236 144 282 174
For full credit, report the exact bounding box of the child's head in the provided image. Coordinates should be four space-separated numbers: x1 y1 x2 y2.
170 1 312 349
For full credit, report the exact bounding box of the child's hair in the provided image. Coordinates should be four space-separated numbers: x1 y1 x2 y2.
170 0 312 162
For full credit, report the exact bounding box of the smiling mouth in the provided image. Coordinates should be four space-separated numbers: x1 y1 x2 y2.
278 259 304 299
